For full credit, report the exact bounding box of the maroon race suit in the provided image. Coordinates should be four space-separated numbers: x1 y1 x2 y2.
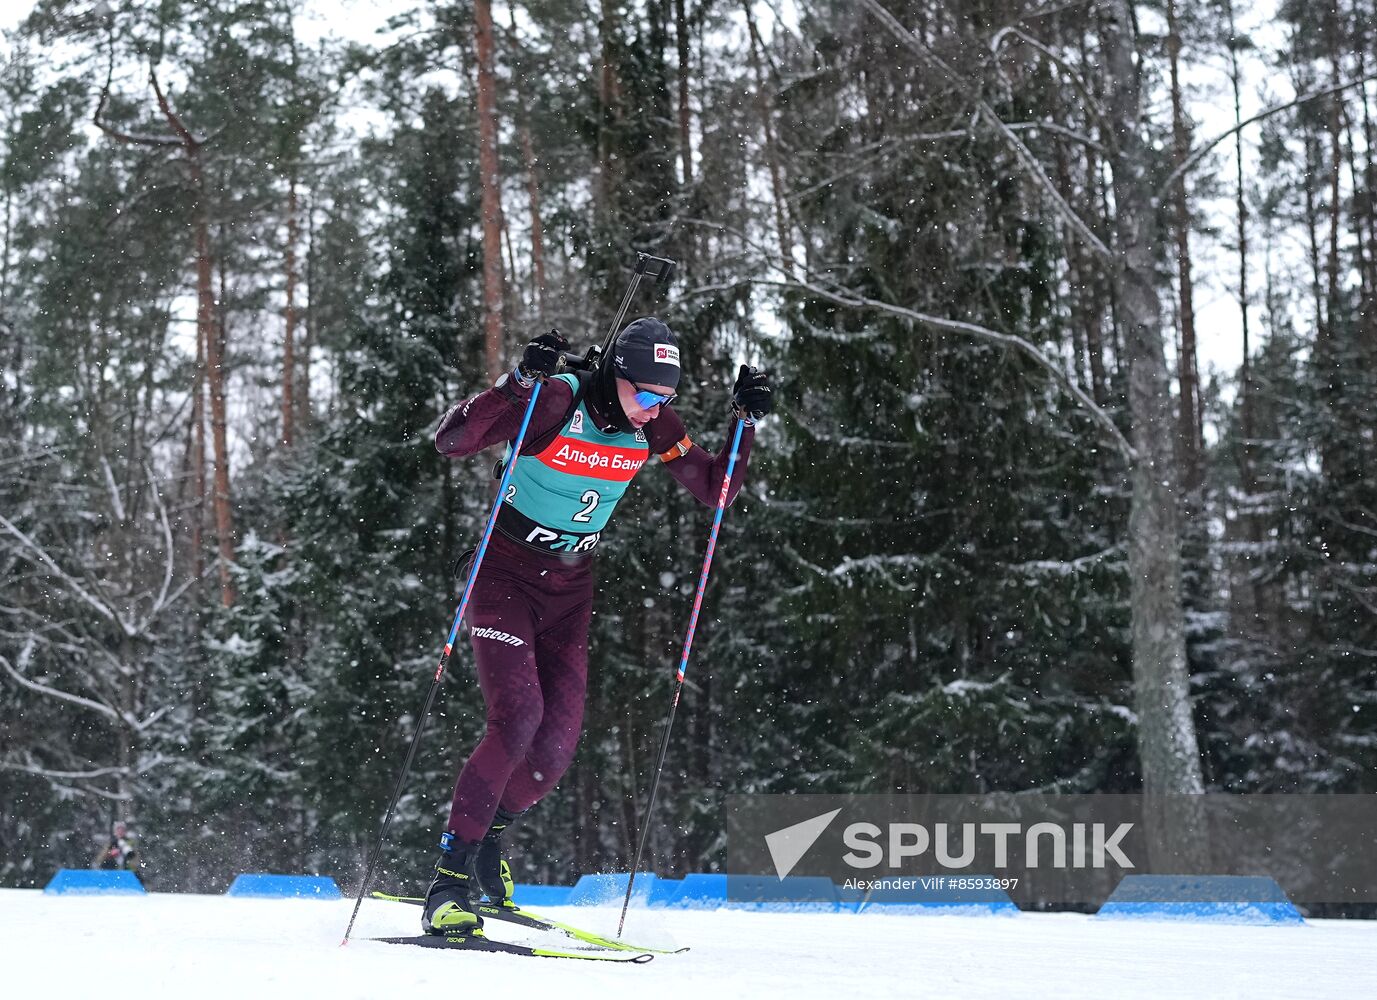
434 372 753 842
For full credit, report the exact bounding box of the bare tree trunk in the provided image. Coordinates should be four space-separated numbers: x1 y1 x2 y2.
1085 273 1111 408
1 179 16 424
502 206 520 327
505 9 548 324
676 0 693 188
1225 0 1254 472
297 192 313 428
1 180 11 319
1346 111 1372 313
93 67 234 602
1099 1 1206 821
743 1 795 275
1223 0 1262 628
1054 117 1090 390
474 0 506 385
199 181 235 607
598 0 619 220
191 293 206 584
1076 29 1112 407
282 171 298 448
518 124 547 324
1324 7 1345 335
1317 8 1347 492
1167 0 1201 492
1304 130 1326 339
1358 4 1377 356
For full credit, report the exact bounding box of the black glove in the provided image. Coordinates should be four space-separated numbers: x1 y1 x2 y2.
516 330 569 382
731 364 772 424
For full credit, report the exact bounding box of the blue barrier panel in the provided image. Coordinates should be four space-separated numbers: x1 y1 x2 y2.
647 877 682 907
661 874 1014 914
726 874 841 912
1096 875 1304 925
655 873 840 911
225 873 342 900
658 872 727 909
511 883 574 907
566 872 660 906
45 869 146 896
840 876 1019 916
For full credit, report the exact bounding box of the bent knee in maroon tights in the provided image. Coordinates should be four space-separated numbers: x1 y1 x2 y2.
483 683 544 761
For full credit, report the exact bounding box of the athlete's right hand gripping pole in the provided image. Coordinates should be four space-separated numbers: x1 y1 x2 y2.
617 417 748 938
341 376 545 946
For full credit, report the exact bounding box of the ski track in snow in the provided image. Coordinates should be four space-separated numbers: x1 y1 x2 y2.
3 888 1374 998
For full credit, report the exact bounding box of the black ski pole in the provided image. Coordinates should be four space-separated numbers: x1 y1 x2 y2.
340 379 546 946
618 418 748 937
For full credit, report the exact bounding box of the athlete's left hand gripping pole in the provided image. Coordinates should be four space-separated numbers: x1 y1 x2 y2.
341 377 545 946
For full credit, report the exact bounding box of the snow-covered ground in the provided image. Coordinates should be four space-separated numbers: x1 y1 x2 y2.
4 887 1375 999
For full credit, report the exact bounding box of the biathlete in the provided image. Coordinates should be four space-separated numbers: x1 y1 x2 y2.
422 317 772 935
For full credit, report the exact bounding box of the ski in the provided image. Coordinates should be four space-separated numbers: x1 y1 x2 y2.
370 891 689 955
371 929 653 963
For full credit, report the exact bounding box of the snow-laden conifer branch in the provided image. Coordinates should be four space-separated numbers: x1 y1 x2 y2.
786 415 913 450
989 26 1106 133
857 0 1111 258
0 513 122 629
0 757 129 781
1319 509 1377 541
785 127 975 204
53 781 132 803
825 554 923 591
1008 120 1105 155
755 277 1137 464
0 648 119 723
785 121 1101 206
1155 71 1377 206
679 215 1134 463
978 107 1113 257
782 545 946 594
1334 577 1377 618
1003 544 1125 578
755 494 890 528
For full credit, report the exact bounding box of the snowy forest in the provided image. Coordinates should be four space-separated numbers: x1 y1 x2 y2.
1 0 1374 894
